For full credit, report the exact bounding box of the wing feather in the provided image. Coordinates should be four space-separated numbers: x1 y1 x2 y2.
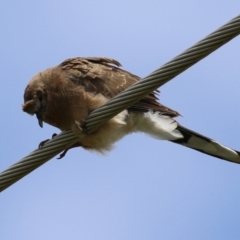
59 57 180 117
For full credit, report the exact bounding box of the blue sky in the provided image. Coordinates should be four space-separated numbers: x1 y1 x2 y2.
1 1 240 239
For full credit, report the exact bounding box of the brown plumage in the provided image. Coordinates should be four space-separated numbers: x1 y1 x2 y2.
23 57 179 128
22 57 240 163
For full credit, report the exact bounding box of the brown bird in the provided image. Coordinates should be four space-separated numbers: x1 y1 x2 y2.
22 57 240 163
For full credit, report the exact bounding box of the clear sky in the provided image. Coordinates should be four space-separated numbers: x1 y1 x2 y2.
1 1 240 239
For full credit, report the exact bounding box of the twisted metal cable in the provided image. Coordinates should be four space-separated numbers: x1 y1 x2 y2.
85 15 240 132
0 15 239 192
0 131 77 191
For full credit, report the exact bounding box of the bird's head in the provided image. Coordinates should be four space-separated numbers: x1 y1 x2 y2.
22 72 47 128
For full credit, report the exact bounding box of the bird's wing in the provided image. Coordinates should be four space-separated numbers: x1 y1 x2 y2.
59 57 180 117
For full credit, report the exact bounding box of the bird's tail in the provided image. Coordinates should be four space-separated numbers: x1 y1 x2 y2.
170 125 240 164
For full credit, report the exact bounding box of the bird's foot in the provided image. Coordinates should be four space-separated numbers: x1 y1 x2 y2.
38 131 83 159
38 133 57 149
72 120 88 137
38 133 67 159
56 142 82 159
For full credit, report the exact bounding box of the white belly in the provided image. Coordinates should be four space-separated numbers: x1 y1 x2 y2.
73 110 183 153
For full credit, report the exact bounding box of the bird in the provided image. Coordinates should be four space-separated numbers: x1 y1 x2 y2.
22 57 240 163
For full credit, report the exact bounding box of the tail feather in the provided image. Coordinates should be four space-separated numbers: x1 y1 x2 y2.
170 125 240 164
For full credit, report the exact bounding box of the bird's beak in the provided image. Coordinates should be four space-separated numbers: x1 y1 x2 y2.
36 111 43 128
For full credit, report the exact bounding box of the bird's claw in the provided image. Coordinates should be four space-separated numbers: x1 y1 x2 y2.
56 149 70 159
38 133 57 149
73 120 88 138
81 121 88 134
38 133 66 159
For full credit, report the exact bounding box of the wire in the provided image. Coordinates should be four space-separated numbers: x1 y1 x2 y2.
0 15 239 192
